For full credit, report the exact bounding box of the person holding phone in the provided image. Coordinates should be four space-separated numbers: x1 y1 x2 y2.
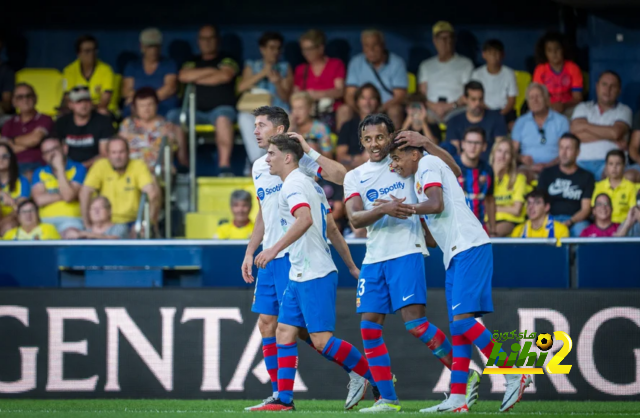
400 93 455 154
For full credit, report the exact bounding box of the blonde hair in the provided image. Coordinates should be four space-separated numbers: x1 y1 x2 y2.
290 91 314 108
489 139 518 190
299 29 325 47
525 82 550 107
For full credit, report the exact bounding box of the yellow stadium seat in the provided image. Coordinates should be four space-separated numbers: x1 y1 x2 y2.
191 75 244 134
514 71 532 117
185 212 226 239
15 68 63 116
197 177 259 222
407 72 417 94
110 74 122 113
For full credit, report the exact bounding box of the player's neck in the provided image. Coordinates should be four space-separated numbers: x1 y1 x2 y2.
609 176 622 188
595 218 612 230
279 165 298 181
530 216 546 230
233 219 250 228
559 163 577 175
461 153 479 168
486 63 502 74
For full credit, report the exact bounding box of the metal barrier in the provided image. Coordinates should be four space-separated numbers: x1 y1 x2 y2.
152 136 173 239
133 193 150 239
179 83 197 213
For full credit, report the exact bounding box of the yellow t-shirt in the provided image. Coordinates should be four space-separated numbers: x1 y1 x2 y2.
2 223 60 240
592 178 638 224
0 175 30 217
33 161 86 219
490 173 527 224
62 59 116 111
511 217 569 239
215 220 254 240
84 159 153 224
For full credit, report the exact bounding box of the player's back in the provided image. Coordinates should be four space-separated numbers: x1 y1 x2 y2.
279 169 336 282
416 155 490 269
343 156 427 265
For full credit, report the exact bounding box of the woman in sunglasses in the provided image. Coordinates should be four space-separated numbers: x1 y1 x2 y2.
0 143 30 236
2 199 60 240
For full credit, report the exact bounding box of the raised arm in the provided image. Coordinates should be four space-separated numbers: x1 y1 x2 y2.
289 132 347 184
395 130 461 177
326 214 359 279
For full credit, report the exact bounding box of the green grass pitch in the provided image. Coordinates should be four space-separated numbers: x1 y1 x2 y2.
0 400 639 418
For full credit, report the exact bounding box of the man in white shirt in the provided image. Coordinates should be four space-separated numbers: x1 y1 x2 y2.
570 70 632 181
251 134 375 411
387 132 532 413
240 107 368 410
418 21 474 123
343 114 483 413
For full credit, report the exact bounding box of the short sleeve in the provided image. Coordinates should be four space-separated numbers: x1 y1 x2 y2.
558 113 570 132
163 59 178 75
419 158 444 191
31 167 43 185
18 176 31 198
62 64 74 92
536 169 550 192
532 65 544 84
632 111 640 131
511 117 524 143
298 154 321 179
571 103 588 121
215 223 230 239
38 115 54 136
617 105 633 126
583 172 595 200
133 161 154 189
332 58 346 80
506 69 518 97
343 171 360 203
345 57 358 87
417 60 428 84
513 174 527 203
486 166 495 196
444 117 462 142
391 57 408 89
556 223 570 238
568 62 583 91
511 224 524 238
0 119 11 138
44 224 61 240
282 180 310 215
2 228 17 240
123 61 136 78
72 163 87 184
294 64 306 89
493 111 508 137
461 58 474 84
99 115 116 140
219 57 239 75
100 64 115 92
84 161 104 190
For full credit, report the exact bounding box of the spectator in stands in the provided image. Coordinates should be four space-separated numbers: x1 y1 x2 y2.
471 39 518 126
580 193 619 238
119 88 187 173
570 70 632 181
592 150 637 224
615 188 640 237
537 133 594 237
293 29 345 131
31 137 86 238
627 112 640 182
54 86 113 168
2 199 60 240
1 83 54 180
342 29 407 130
0 144 30 236
289 92 332 158
66 196 129 240
511 190 569 238
80 137 160 230
489 139 527 237
533 31 583 117
455 127 496 235
418 21 473 123
122 28 179 118
168 25 239 177
400 93 443 145
336 83 379 170
445 81 507 159
61 35 115 116
0 36 14 125
512 83 568 177
214 190 254 239
238 32 292 164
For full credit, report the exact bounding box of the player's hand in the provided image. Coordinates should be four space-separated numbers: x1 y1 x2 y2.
373 195 416 219
254 248 277 270
349 266 360 280
288 132 311 153
395 130 430 150
241 254 255 283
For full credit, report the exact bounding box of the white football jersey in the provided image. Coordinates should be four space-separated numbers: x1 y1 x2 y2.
415 155 490 269
343 155 428 265
279 169 337 282
252 154 320 259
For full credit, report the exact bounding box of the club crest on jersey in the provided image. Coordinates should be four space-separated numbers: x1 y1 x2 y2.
280 218 287 226
366 182 405 202
356 297 361 307
416 181 422 195
388 163 396 173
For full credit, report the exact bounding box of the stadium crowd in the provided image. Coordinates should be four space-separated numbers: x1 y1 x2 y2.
0 23 640 240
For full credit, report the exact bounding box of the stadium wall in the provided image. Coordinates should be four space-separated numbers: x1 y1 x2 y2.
0 289 638 400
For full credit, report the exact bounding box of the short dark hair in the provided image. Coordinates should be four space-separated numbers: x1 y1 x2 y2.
593 193 612 207
107 136 130 152
599 70 622 86
526 189 550 205
253 106 290 132
464 80 484 97
75 35 98 53
133 87 160 105
405 92 427 105
355 83 381 106
359 113 395 137
482 39 504 53
387 132 422 154
559 132 580 149
463 126 486 142
14 82 35 96
0 143 19 193
268 134 304 162
41 137 63 148
606 149 626 165
535 31 570 65
17 198 38 214
259 32 284 47
200 24 219 37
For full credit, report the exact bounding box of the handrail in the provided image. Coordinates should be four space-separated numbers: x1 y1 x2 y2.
133 192 150 239
179 83 197 213
163 144 172 239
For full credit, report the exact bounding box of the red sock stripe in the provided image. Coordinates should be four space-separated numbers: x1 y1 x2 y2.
452 357 470 371
479 341 511 367
364 343 388 359
352 356 370 376
278 356 298 369
451 383 467 395
361 328 382 340
263 344 277 357
452 334 469 345
463 322 486 343
279 378 295 392
408 321 430 338
427 328 446 350
440 352 453 369
267 368 278 384
370 365 392 381
334 341 353 364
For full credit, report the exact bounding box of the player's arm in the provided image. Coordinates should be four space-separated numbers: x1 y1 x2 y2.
485 195 497 236
420 218 437 248
255 205 313 269
413 186 444 215
289 132 347 185
346 194 415 229
395 130 461 177
241 203 265 283
326 214 359 279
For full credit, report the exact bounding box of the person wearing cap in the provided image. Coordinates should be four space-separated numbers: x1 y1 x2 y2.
122 28 179 118
61 35 116 117
418 21 474 123
53 86 114 168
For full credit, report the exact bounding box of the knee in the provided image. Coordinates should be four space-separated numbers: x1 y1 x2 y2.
309 333 330 352
276 323 297 344
258 314 277 337
214 116 233 128
400 304 425 323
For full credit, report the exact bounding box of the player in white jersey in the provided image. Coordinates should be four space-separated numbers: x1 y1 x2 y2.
388 132 532 413
240 107 368 411
250 134 378 411
343 114 480 413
